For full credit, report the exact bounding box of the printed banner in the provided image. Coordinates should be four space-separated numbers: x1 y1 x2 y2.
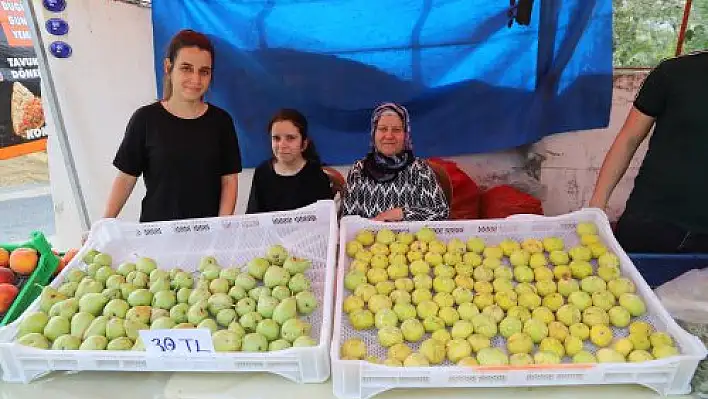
0 0 47 160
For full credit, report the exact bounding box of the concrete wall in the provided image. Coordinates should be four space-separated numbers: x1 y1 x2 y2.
535 73 650 221
38 0 650 249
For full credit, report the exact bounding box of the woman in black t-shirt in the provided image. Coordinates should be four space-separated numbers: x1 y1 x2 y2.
105 30 242 223
246 109 333 214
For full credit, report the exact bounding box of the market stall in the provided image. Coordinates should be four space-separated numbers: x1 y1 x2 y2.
1 201 707 398
0 0 706 398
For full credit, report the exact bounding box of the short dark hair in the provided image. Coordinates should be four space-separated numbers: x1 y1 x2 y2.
163 29 215 100
268 109 322 164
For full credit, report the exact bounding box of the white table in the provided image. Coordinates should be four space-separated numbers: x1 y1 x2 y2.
0 371 694 399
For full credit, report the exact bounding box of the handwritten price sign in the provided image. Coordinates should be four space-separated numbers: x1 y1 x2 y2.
139 329 215 356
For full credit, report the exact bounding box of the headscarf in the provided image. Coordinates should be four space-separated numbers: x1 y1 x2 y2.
362 103 415 183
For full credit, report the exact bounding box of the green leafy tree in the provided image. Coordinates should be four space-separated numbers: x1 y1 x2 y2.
613 0 686 67
683 1 708 54
613 0 707 67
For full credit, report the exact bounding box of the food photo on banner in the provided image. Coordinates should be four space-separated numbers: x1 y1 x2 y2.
0 0 47 160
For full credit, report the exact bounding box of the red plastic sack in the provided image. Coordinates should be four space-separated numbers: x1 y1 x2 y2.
428 158 480 220
480 184 543 219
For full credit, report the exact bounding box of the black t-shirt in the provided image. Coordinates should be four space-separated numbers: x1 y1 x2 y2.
113 102 242 222
626 51 708 232
246 159 333 214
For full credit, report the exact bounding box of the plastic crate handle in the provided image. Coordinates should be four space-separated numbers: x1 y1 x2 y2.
28 231 52 255
505 208 610 223
504 213 547 221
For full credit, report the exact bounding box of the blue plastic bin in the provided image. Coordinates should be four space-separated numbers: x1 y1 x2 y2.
628 253 708 289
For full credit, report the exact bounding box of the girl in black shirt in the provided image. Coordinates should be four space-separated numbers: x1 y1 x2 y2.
246 109 333 214
105 30 242 222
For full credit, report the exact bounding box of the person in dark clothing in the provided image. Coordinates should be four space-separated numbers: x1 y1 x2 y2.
590 51 708 253
104 29 242 223
246 109 333 214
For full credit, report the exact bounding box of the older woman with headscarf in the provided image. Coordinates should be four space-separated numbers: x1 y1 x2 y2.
342 103 450 221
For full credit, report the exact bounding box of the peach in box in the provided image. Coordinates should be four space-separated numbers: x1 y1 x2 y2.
55 248 78 277
0 248 9 267
0 268 15 285
0 283 19 313
9 248 38 275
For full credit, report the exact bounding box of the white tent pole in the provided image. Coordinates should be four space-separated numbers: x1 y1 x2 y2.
22 0 91 232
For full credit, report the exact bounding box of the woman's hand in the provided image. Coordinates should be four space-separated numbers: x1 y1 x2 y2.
588 197 607 211
373 208 404 222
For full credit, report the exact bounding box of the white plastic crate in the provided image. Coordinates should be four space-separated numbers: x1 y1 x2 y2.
0 200 338 384
331 209 708 399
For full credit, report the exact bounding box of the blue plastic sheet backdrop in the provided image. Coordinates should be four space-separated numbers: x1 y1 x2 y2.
152 0 612 167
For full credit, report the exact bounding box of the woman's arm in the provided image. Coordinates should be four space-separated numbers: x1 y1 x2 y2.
219 173 238 216
218 112 242 216
315 168 336 201
107 107 147 219
103 171 138 218
245 171 262 214
402 161 450 221
589 107 655 209
341 162 366 217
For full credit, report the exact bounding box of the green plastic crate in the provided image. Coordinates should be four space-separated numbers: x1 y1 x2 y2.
0 231 60 326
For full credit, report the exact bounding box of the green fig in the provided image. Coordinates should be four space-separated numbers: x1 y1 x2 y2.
65 269 86 283
247 258 270 280
151 316 176 330
197 318 219 333
17 332 50 349
127 289 153 307
123 319 149 340
264 266 290 288
17 311 49 338
51 334 81 350
135 257 157 274
272 297 297 325
283 256 311 274
152 290 177 310
212 330 242 352
83 315 108 339
39 287 67 313
101 288 122 301
70 312 95 339
126 306 152 325
80 335 108 350
93 253 112 267
78 293 109 316
266 245 289 266
107 337 133 350
49 298 79 319
106 317 127 340
43 316 70 341
103 299 130 319
116 262 136 276
187 300 209 325
57 281 79 297
75 278 103 299
170 303 189 324
295 291 317 315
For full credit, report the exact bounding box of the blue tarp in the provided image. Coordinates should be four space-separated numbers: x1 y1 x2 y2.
152 0 612 167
